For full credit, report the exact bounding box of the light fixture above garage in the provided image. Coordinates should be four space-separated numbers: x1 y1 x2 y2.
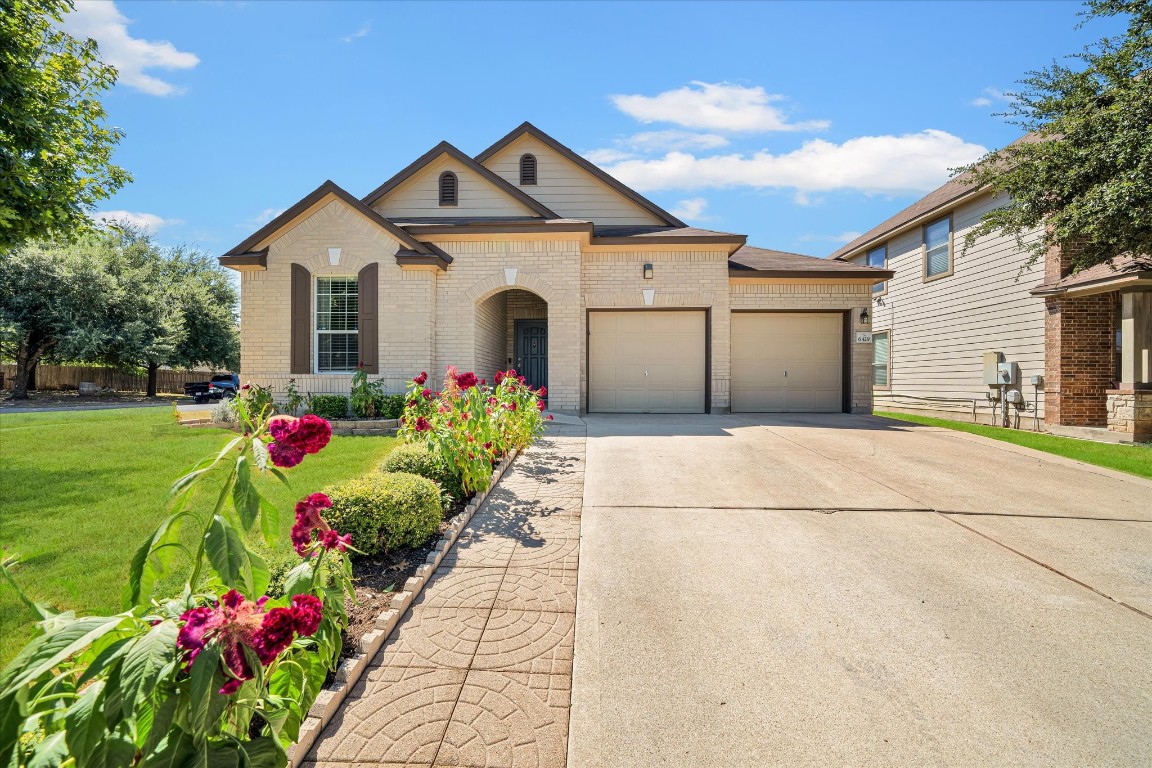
643 263 653 279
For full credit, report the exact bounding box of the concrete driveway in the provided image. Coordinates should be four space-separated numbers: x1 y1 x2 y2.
569 414 1152 767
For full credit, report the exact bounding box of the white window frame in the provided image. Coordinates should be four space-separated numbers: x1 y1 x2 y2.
868 244 888 296
872 330 891 389
923 214 954 282
314 275 359 374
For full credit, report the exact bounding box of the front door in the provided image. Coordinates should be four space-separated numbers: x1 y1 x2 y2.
514 319 548 393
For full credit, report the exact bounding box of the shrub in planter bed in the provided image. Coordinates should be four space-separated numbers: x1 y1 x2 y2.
324 471 442 556
377 393 406 419
380 442 465 501
310 394 350 420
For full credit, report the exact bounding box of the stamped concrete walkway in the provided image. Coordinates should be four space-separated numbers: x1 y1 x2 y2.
306 424 587 767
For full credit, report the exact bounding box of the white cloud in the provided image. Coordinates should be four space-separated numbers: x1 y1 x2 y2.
622 130 730 152
611 81 830 133
800 231 864 244
341 22 371 43
247 208 286 227
583 148 635 166
969 87 1011 108
60 1 199 96
96 210 184 232
599 130 987 195
669 197 709 222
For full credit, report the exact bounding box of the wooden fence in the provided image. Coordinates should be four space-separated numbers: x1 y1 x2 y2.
0 364 222 394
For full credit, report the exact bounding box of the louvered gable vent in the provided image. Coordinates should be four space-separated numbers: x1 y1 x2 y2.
439 171 458 206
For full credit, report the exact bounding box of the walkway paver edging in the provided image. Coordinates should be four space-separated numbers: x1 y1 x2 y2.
287 448 520 766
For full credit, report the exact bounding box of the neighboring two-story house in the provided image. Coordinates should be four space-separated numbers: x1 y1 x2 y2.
221 123 890 416
832 172 1151 442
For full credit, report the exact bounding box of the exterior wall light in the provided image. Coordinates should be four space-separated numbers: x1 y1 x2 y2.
859 307 870 324
643 263 654 279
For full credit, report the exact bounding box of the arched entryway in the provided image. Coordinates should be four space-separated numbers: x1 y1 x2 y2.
474 288 548 392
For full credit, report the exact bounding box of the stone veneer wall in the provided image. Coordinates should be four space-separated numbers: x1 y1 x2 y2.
730 282 875 413
1105 388 1152 442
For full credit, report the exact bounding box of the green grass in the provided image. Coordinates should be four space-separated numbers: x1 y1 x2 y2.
0 408 396 665
876 411 1152 480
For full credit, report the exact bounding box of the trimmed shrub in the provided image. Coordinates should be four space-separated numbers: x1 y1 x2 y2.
378 393 406 419
380 442 464 501
324 471 442 556
309 394 349 420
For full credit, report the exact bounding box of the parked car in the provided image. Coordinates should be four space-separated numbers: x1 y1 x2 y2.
184 373 240 403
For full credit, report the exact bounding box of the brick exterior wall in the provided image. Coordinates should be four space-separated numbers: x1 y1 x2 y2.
237 199 880 415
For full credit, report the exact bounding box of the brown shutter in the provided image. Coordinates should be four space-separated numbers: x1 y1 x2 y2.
358 263 379 374
290 263 311 374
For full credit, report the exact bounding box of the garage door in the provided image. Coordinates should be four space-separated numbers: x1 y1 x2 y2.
589 311 706 413
731 312 843 412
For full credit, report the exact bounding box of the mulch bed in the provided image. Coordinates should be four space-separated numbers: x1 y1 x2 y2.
339 498 467 660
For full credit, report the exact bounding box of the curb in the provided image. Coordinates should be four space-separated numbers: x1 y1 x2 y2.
287 447 521 766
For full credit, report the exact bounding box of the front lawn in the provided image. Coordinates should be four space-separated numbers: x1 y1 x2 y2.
876 411 1152 480
0 407 396 665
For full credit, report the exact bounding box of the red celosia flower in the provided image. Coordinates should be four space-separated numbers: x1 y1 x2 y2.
517 376 526 384
254 608 296 664
319 528 352 553
454 371 478 389
413 371 428 385
507 369 517 377
241 384 251 391
537 400 545 412
546 414 554 421
488 397 498 406
177 589 271 694
479 378 486 386
269 441 304 468
494 371 505 384
422 388 433 399
537 387 547 398
506 402 517 412
291 594 323 636
415 416 432 432
292 415 331 454
291 493 335 556
483 441 493 450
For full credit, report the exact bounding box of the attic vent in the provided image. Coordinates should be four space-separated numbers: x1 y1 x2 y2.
439 171 458 206
519 154 537 185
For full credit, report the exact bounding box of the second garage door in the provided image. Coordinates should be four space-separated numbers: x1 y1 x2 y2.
588 311 706 413
731 312 843 412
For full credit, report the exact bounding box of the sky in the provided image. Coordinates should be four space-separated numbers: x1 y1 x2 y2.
63 0 1126 258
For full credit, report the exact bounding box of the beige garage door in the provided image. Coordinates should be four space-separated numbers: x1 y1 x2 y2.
589 311 706 413
731 312 843 412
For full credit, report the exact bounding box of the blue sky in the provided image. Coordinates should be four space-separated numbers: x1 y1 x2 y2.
65 0 1124 257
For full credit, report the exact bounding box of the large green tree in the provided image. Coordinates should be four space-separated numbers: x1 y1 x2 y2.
962 0 1152 273
0 0 131 252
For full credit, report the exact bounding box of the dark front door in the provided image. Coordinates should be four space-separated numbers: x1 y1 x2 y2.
514 319 548 393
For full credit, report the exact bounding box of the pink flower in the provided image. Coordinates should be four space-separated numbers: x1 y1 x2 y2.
454 371 478 389
537 399 546 412
415 416 432 432
517 376 526 385
495 371 505 384
422 388 433 399
177 589 269 694
413 371 428 385
320 528 352 553
254 608 296 664
269 441 304 468
507 369 517 377
293 415 331 454
506 402 517 412
291 594 323 636
537 387 547 398
546 414 554 421
291 493 335 556
488 397 498 406
479 378 486 387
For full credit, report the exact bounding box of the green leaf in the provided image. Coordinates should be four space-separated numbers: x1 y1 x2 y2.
258 498 280 548
141 727 198 768
141 693 178 757
64 680 106 766
187 644 221 738
281 563 313 598
0 615 126 695
121 620 178 718
232 456 260 532
204 744 240 768
26 731 68 768
124 513 190 608
204 516 255 596
250 439 270 471
240 736 287 768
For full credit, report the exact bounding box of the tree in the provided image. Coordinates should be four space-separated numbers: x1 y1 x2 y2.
961 0 1152 273
0 0 131 252
0 238 115 398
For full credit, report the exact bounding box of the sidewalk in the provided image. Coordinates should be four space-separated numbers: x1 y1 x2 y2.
307 424 587 767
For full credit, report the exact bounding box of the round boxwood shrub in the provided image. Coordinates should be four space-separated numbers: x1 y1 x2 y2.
323 471 442 556
380 442 464 501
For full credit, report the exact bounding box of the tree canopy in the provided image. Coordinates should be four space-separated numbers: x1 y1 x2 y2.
0 0 131 252
961 0 1152 274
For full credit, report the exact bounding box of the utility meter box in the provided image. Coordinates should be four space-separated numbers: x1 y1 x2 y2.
997 362 1021 386
1005 389 1024 404
983 351 1005 385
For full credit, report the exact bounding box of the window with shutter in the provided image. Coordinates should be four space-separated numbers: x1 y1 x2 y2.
316 277 359 372
924 216 952 279
519 154 537 185
439 171 458 206
872 331 890 387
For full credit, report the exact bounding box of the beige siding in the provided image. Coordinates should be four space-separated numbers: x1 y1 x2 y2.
869 192 1046 419
475 291 507 382
371 154 538 219
482 135 665 226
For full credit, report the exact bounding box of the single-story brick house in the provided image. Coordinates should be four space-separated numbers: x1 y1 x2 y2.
220 123 890 415
831 168 1152 442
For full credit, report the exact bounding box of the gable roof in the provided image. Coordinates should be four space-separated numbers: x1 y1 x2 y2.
474 122 686 228
223 180 432 257
730 245 894 279
361 141 559 218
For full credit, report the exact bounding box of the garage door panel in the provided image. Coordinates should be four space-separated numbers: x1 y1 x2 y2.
589 311 707 414
731 313 843 413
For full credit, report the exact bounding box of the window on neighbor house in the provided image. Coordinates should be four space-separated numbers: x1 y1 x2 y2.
868 244 887 294
924 215 952 279
316 277 358 372
519 154 537 185
439 171 458 206
872 331 890 387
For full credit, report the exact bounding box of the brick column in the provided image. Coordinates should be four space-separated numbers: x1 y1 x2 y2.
1044 293 1117 427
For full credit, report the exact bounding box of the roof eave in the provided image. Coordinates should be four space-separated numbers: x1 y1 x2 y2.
219 248 268 271
830 185 984 262
1030 271 1152 297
